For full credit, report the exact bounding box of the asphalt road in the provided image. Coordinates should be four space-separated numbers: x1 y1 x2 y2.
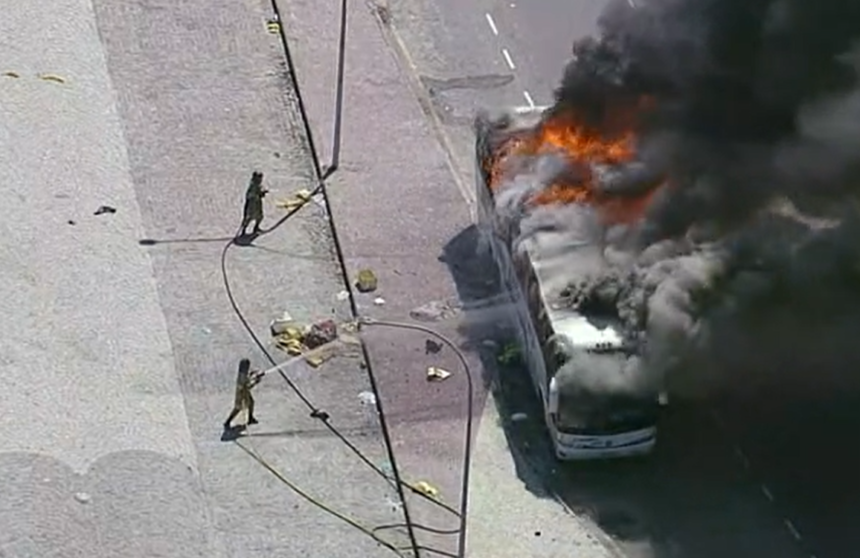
384 0 860 557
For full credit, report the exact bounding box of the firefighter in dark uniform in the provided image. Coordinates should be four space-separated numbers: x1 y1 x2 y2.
240 171 268 237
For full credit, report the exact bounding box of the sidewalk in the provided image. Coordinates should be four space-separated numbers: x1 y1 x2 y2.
277 0 620 556
1 0 404 556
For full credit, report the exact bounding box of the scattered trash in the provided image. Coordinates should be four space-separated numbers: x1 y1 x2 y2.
355 269 378 293
373 297 386 306
266 17 281 33
411 481 440 499
425 339 442 354
426 366 451 382
74 492 91 504
67 220 76 226
305 353 329 368
481 339 498 349
510 412 529 423
275 188 313 211
94 205 116 216
409 300 458 322
38 73 66 84
304 319 337 349
201 326 212 335
269 311 294 336
2 71 20 78
335 290 350 302
358 391 377 407
274 323 305 355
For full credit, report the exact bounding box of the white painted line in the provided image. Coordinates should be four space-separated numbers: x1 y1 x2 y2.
761 484 774 502
784 519 802 541
523 90 535 108
502 48 516 70
627 0 637 7
485 13 499 36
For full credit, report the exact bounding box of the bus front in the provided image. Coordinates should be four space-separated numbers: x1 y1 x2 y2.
546 341 660 460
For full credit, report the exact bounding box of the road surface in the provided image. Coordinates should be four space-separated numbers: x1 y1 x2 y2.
376 0 860 557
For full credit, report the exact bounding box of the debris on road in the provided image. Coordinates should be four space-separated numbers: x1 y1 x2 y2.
273 322 305 356
355 269 378 293
426 366 451 382
335 290 350 302
274 188 312 211
3 71 20 78
409 299 459 322
304 319 337 349
94 205 116 216
38 73 66 84
358 390 377 407
411 481 440 499
373 296 386 306
305 353 330 368
510 412 529 423
74 492 91 504
425 339 442 354
269 311 294 336
266 17 280 34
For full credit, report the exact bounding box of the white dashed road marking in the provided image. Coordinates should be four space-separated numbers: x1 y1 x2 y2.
485 12 499 35
761 484 775 502
784 519 803 541
501 47 516 70
523 90 535 108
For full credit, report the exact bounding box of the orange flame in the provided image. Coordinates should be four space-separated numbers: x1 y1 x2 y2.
486 103 663 225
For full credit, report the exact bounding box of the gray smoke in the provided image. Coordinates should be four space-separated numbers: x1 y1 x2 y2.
485 0 860 399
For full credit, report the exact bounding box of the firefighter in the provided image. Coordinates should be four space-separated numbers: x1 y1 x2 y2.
240 171 268 237
223 358 264 429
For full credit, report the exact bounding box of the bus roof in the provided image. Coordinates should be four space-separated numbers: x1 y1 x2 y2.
518 229 626 352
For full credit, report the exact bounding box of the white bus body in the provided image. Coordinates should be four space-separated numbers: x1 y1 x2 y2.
475 106 660 461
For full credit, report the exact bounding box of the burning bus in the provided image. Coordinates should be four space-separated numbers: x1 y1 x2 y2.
475 106 665 460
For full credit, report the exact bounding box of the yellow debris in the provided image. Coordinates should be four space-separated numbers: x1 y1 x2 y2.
412 481 439 499
266 21 281 34
305 354 327 368
355 269 378 293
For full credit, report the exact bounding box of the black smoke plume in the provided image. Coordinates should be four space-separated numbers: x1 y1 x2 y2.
483 0 860 400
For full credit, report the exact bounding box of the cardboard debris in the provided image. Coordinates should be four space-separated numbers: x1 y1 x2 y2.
275 189 313 211
355 269 378 293
426 366 451 382
305 353 329 368
412 481 439 499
